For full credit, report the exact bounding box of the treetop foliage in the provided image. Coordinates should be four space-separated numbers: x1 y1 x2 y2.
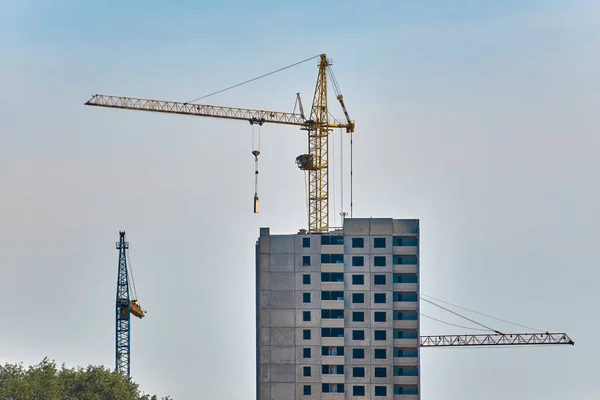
0 358 171 400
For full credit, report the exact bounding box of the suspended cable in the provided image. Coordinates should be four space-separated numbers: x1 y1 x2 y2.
421 293 545 332
350 130 353 218
304 171 310 228
125 248 138 301
339 128 345 220
186 54 323 104
421 297 501 334
331 127 336 228
420 313 490 332
327 67 342 97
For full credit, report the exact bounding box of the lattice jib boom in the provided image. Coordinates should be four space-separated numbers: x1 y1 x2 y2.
419 332 575 347
86 95 307 126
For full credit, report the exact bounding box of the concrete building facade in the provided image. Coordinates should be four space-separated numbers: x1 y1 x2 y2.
256 218 420 400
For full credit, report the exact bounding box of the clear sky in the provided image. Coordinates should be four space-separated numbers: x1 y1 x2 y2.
1 0 598 399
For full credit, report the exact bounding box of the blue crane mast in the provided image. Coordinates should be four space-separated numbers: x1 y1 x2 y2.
115 231 145 377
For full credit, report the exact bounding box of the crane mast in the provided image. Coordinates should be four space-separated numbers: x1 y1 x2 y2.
115 231 145 378
306 54 330 232
115 231 131 377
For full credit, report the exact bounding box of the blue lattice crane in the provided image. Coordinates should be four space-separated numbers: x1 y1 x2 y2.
115 231 145 377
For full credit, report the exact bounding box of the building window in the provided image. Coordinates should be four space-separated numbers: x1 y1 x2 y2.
322 346 344 356
394 348 419 358
321 254 344 263
352 330 365 341
394 367 419 376
352 274 364 285
321 327 344 338
303 366 311 377
321 235 344 245
303 385 311 395
374 274 386 285
352 293 364 303
321 272 344 282
393 255 418 265
352 348 365 359
394 311 418 320
303 348 311 358
352 311 365 322
321 291 344 300
322 383 344 393
303 274 310 285
393 329 419 339
352 237 364 248
374 386 387 396
322 365 344 375
393 292 418 302
374 330 386 340
394 385 419 395
352 256 364 266
374 348 386 359
393 236 418 246
303 311 311 322
374 311 386 322
322 309 344 319
373 256 386 266
353 385 366 396
373 238 386 248
303 329 311 340
374 367 387 378
393 273 418 283
303 255 311 266
374 293 386 304
303 293 311 303
302 237 310 248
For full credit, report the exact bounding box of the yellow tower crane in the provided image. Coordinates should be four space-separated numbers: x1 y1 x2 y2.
85 54 354 233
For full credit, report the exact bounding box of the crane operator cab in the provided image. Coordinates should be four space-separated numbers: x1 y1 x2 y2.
296 154 315 171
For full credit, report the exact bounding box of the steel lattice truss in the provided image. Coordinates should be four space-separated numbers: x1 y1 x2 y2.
419 332 575 347
85 95 307 126
115 231 131 377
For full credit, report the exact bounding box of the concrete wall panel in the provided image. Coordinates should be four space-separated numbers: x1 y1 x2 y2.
270 235 295 254
270 254 294 272
271 327 295 345
271 309 295 327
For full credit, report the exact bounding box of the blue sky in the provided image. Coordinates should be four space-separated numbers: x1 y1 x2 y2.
1 1 598 399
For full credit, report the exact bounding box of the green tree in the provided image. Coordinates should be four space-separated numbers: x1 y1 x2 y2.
0 358 171 400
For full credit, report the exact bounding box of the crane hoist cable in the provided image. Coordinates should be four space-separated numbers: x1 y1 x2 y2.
251 122 262 213
125 247 145 319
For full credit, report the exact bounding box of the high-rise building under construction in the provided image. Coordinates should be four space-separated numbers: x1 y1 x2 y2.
256 218 420 400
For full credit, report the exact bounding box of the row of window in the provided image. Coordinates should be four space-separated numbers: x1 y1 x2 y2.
302 236 418 248
315 254 418 266
302 384 419 396
309 310 418 322
303 291 418 303
309 310 418 321
302 365 418 377
304 328 419 340
303 347 418 358
304 273 418 285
